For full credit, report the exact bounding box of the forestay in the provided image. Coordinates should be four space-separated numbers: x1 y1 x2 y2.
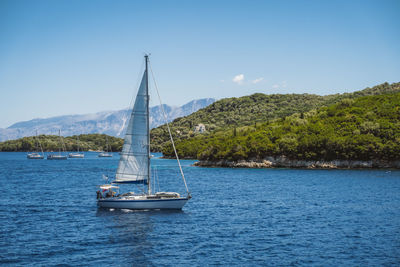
114 70 149 184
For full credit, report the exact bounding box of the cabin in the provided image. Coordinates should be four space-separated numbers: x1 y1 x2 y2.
194 123 206 133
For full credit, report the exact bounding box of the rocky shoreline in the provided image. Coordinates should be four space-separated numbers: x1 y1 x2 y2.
193 156 400 169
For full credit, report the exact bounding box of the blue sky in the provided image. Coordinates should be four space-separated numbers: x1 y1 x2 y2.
0 0 399 128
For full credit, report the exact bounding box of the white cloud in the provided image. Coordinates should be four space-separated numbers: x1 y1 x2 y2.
272 81 287 89
233 74 244 84
252 77 264 84
220 79 225 82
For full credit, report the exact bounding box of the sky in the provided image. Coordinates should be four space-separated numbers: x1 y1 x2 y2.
0 0 399 128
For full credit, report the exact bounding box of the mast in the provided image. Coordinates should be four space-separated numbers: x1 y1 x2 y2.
58 129 61 155
145 55 151 195
36 130 44 156
35 130 38 152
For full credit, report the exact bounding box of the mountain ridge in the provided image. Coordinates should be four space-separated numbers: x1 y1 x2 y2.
0 98 215 141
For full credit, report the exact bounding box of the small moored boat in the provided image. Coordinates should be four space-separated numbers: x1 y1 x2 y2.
47 130 68 160
98 136 113 157
27 130 44 159
47 154 68 160
27 152 44 159
68 136 84 158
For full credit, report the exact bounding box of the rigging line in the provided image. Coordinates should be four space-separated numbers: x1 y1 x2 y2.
135 184 146 194
153 166 156 193
156 166 161 192
59 130 67 154
153 165 160 193
154 167 157 192
148 61 190 196
37 130 44 154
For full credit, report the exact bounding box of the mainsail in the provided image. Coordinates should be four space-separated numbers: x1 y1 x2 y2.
114 69 149 184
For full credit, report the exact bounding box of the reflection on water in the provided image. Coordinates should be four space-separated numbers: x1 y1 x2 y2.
95 208 184 265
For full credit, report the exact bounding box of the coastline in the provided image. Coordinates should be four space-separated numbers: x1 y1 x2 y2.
193 156 400 169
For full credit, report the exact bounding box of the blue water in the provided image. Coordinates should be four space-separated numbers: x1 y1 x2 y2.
0 152 399 266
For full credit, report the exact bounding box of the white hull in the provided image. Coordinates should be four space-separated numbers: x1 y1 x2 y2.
98 197 189 210
27 154 44 159
47 155 67 160
69 153 84 158
98 153 112 157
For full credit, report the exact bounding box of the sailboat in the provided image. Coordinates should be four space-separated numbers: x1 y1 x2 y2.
47 129 68 160
98 136 113 157
69 136 84 158
97 55 191 210
27 130 44 159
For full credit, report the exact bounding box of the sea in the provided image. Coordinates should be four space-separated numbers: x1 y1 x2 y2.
0 152 399 266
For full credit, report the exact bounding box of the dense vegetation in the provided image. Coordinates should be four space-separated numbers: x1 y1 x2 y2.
162 92 400 162
2 82 399 160
0 134 123 152
151 82 400 151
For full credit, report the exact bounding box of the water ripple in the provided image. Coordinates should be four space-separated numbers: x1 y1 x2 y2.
0 153 400 265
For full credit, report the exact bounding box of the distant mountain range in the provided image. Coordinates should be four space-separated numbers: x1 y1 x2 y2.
0 98 215 141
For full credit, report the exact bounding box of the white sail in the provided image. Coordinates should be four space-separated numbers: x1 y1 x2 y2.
115 70 149 183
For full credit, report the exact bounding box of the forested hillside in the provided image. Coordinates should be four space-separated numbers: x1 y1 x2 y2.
0 134 123 152
162 92 400 162
151 82 400 151
2 82 399 156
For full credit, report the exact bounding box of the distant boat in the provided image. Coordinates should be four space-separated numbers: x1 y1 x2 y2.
69 136 84 158
97 55 191 210
47 130 67 160
98 136 113 157
69 153 84 158
98 152 112 157
27 130 44 159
